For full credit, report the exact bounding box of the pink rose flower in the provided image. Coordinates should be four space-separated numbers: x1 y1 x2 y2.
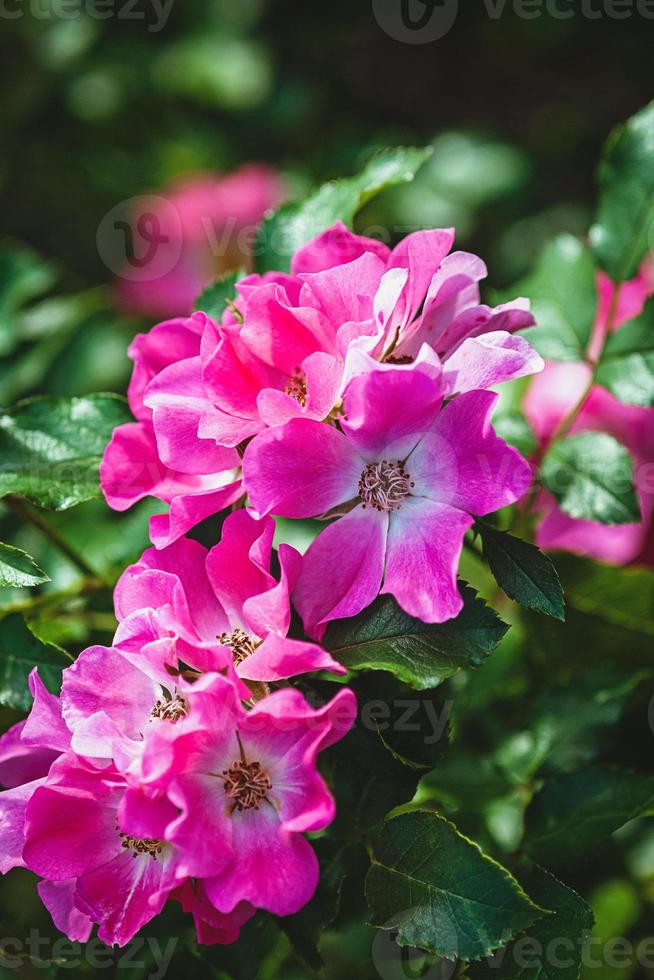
60 512 345 768
117 166 285 318
525 265 654 565
101 224 541 547
140 674 356 917
243 360 532 634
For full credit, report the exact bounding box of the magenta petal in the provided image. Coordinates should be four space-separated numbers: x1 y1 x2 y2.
23 758 121 880
408 390 533 515
127 316 204 420
22 670 71 753
341 363 444 462
382 498 471 622
300 252 387 326
77 849 171 948
174 880 254 946
0 722 57 789
241 542 301 639
149 479 243 549
101 421 217 512
243 419 361 519
0 778 44 872
291 221 390 274
238 634 346 682
293 505 387 636
146 356 239 474
38 880 93 943
205 510 276 626
443 331 544 394
241 282 337 369
204 806 319 917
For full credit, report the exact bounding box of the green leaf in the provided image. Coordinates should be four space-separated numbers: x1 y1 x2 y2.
495 666 646 781
327 723 422 837
324 585 508 690
0 542 49 589
0 394 131 510
541 432 640 525
366 811 543 960
524 767 654 866
472 866 593 980
514 235 598 362
590 101 654 282
0 612 69 710
193 269 245 320
255 146 432 274
0 243 58 357
477 524 564 620
596 298 654 406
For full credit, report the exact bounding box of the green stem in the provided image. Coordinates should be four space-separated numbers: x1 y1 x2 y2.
0 576 105 617
5 496 98 579
545 282 623 451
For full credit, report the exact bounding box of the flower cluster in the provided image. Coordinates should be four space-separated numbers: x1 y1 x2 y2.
1 222 542 948
101 222 542 631
0 512 356 946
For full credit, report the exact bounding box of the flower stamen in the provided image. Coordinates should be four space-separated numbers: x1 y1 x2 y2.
150 692 188 723
119 832 163 860
223 760 272 812
218 628 259 667
358 460 414 512
284 370 308 407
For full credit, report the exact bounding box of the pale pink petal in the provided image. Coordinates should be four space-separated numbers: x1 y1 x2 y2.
387 228 455 328
61 646 158 757
443 331 544 394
